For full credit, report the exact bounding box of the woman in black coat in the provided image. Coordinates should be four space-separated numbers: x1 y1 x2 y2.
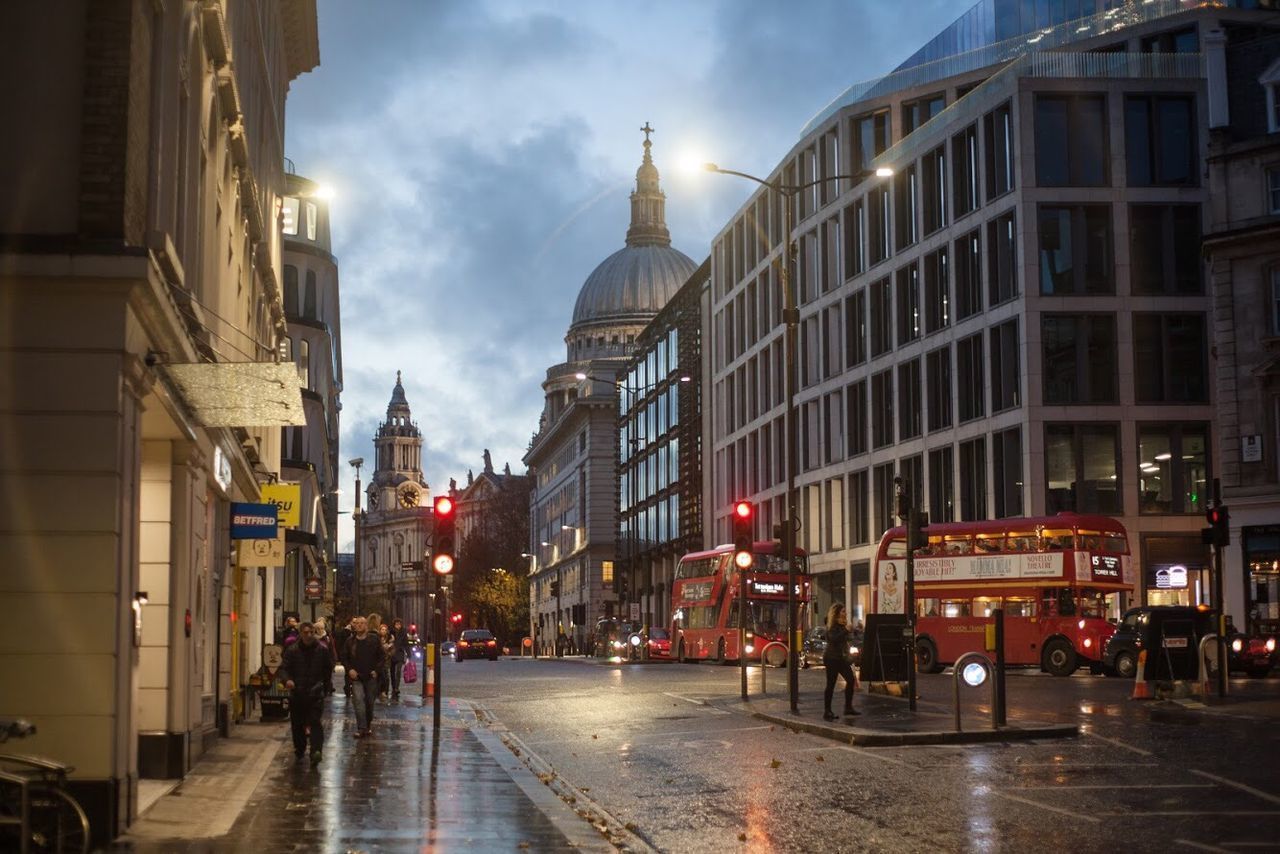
823 603 861 721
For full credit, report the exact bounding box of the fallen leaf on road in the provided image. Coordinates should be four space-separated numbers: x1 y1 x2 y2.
739 833 748 841
592 734 598 739
770 758 781 769
816 755 825 762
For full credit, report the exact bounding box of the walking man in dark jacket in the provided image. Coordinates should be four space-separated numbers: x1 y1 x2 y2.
279 622 334 763
344 616 384 737
389 618 409 701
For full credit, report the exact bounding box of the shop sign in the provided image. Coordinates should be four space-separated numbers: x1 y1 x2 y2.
238 532 285 568
260 482 301 528
304 577 323 601
230 502 278 539
213 445 233 493
1155 565 1188 590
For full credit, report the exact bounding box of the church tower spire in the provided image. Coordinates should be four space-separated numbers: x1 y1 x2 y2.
625 122 671 248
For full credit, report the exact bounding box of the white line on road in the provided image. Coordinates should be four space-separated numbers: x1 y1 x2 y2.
790 745 912 766
1175 840 1232 853
1010 784 1213 790
1013 762 1160 767
1082 730 1153 756
990 791 1101 823
1113 811 1280 817
662 692 730 714
1191 769 1280 806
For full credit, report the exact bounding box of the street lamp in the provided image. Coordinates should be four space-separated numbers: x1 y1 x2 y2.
349 457 364 617
704 161 893 714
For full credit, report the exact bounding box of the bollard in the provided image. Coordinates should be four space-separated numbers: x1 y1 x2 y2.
952 651 996 732
1197 633 1220 698
424 643 435 698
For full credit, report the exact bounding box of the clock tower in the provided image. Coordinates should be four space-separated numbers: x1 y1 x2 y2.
357 372 432 625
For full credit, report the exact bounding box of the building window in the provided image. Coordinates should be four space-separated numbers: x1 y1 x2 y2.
952 123 980 217
902 93 945 136
959 437 987 522
870 277 893 357
849 469 870 545
1125 95 1196 187
954 228 982 319
993 427 1023 519
922 145 947 235
846 380 868 457
304 270 318 319
1041 314 1118 404
1272 267 1280 335
1045 423 1121 515
1138 424 1209 515
844 289 867 367
896 263 920 346
926 346 952 432
1129 204 1202 294
844 200 866 278
1267 167 1280 214
984 100 1015 199
987 210 1018 306
928 445 954 523
282 197 300 236
957 334 985 423
854 109 890 171
895 165 919 251
298 339 310 389
898 358 922 440
873 463 897 538
1141 27 1198 54
989 319 1020 412
867 185 890 266
283 265 299 316
1038 205 1114 295
1134 313 1207 403
871 369 894 449
1034 94 1108 187
923 247 949 334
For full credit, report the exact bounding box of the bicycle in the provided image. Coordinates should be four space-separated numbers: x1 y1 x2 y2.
0 719 90 854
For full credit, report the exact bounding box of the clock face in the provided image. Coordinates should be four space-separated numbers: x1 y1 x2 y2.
368 491 379 509
399 487 417 508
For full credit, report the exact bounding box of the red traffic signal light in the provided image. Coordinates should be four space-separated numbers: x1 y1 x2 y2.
732 500 754 570
1205 504 1230 547
433 495 457 574
451 612 463 624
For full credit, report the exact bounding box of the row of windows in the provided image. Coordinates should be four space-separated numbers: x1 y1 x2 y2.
282 265 322 322
620 438 681 512
717 419 1210 559
621 384 681 462
622 327 680 409
717 198 1203 376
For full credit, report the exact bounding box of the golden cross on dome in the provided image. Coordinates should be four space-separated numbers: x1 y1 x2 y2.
640 122 654 143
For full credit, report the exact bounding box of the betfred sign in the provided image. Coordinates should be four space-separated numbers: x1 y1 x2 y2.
230 503 279 540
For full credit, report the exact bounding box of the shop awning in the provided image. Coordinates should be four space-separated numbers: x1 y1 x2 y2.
163 362 307 427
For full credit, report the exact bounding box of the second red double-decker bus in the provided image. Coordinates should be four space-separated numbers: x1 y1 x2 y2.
671 542 810 666
871 513 1134 676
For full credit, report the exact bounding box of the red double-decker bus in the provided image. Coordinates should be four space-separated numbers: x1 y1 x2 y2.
871 513 1134 676
670 542 810 666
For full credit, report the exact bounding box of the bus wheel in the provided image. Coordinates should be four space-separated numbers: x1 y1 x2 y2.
916 638 943 674
1043 639 1078 676
1112 650 1136 679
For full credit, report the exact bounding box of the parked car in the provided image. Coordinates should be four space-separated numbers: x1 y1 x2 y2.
1103 607 1275 679
454 629 499 661
801 625 863 669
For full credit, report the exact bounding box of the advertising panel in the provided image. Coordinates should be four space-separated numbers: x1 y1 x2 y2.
260 482 301 529
230 502 279 540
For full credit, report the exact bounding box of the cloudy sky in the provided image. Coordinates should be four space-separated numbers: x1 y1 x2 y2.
283 0 970 551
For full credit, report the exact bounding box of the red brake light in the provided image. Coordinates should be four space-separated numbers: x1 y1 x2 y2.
458 640 469 648
486 640 496 646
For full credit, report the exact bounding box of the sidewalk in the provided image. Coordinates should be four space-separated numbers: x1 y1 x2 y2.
109 691 618 853
712 679 1078 746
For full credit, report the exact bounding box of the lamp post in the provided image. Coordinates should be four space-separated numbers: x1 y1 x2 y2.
349 457 364 618
704 163 893 714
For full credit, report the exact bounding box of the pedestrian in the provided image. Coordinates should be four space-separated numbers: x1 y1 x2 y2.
389 618 409 701
376 622 394 700
279 621 334 763
333 618 353 697
343 616 384 738
281 614 300 647
822 603 860 721
313 620 335 695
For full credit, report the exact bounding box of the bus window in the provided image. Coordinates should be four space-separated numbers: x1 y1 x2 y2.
1005 597 1036 617
917 536 944 556
1057 588 1076 616
943 536 972 555
1077 588 1107 619
1007 533 1036 552
941 599 971 618
974 535 1003 554
1103 533 1127 554
1042 529 1075 551
918 598 940 618
973 596 1002 616
885 538 907 558
1078 531 1104 552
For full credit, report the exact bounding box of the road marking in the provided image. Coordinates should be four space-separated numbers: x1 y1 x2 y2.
789 745 912 766
662 692 730 714
990 791 1101 823
1014 762 1159 768
1114 811 1280 817
1175 840 1232 853
1191 770 1280 806
1082 730 1153 756
1010 784 1212 791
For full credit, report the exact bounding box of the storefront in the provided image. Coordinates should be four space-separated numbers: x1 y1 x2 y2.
1142 535 1211 608
1242 525 1280 635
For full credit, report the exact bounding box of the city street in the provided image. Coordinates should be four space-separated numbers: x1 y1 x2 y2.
116 657 1280 853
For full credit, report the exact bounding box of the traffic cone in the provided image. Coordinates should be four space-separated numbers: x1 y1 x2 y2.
426 662 435 698
1131 649 1151 700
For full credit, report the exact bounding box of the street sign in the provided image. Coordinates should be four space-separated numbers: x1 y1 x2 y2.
629 603 641 621
304 577 323 601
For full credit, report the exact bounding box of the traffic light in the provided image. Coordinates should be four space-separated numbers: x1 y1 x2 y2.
1205 504 1230 548
433 495 456 574
772 519 795 561
732 500 754 570
908 509 930 553
451 612 463 625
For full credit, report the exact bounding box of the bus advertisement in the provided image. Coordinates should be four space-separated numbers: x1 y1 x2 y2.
871 513 1134 676
671 541 810 666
